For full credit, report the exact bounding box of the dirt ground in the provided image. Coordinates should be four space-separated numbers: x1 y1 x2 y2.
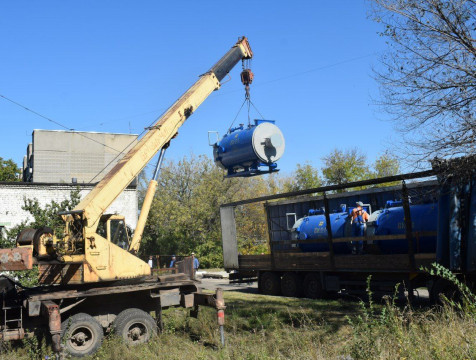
197 272 430 302
198 276 258 293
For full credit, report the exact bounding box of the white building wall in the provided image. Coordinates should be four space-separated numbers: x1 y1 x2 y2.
0 183 138 231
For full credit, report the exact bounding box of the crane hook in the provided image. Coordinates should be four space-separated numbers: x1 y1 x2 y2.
240 69 254 100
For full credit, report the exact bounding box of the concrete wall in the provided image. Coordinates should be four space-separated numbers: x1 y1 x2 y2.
0 182 138 232
28 130 138 183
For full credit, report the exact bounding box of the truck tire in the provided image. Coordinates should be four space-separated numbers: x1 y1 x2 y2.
281 272 303 297
260 272 281 295
61 313 103 357
303 273 326 299
430 279 461 305
113 308 157 345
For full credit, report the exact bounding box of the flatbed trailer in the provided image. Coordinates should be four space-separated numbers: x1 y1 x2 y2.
221 164 476 301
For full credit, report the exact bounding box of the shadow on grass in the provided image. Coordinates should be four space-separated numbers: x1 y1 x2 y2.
221 287 433 338
224 293 357 335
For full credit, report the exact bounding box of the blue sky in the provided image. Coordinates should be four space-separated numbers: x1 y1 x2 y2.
0 1 400 178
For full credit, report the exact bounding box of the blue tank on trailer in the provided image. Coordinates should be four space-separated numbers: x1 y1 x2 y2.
292 202 438 254
213 119 285 177
373 203 438 254
292 207 352 254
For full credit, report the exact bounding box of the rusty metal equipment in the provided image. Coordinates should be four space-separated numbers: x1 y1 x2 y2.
0 247 32 271
192 288 226 345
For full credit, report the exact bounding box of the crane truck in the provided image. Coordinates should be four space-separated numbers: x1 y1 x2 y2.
0 37 253 357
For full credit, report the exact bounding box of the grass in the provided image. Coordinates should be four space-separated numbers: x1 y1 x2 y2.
3 290 476 360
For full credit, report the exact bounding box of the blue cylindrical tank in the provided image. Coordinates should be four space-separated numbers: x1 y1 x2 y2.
292 211 352 253
374 203 438 254
292 203 438 254
213 120 285 177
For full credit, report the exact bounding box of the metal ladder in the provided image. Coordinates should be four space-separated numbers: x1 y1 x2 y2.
2 302 24 340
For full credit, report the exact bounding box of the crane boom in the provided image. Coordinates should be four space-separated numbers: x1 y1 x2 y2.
75 37 253 232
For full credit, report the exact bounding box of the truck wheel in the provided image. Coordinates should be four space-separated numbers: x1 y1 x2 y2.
260 272 281 295
61 313 103 357
281 272 303 297
430 279 461 305
113 308 157 345
303 273 326 299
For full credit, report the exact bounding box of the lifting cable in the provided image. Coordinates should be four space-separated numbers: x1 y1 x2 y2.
226 59 263 132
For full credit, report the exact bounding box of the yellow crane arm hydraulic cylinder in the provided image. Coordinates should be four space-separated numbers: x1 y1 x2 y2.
130 179 158 253
129 147 167 253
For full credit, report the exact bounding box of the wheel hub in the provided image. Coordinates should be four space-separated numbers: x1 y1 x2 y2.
72 331 87 345
130 326 142 340
127 323 147 342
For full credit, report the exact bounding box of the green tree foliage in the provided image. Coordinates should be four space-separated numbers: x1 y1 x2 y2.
373 152 400 178
321 149 401 191
2 189 81 248
140 155 274 268
282 162 322 192
0 157 20 181
1 189 81 286
322 148 371 189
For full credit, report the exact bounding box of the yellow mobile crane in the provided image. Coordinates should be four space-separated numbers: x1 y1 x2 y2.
0 37 252 357
8 37 252 285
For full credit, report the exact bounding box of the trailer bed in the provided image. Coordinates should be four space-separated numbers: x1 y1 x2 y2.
25 273 197 302
238 252 436 272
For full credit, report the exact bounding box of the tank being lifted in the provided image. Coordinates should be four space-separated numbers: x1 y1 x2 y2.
212 119 285 177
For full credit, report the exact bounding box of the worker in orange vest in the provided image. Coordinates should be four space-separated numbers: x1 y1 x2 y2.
350 201 369 254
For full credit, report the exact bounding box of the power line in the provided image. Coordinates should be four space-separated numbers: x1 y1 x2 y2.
0 93 154 183
256 53 377 86
88 110 166 183
216 52 377 96
0 94 126 153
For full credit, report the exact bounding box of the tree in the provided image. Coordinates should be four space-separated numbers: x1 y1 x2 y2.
282 162 322 192
140 155 274 268
371 152 401 187
371 0 476 165
0 157 20 181
1 189 81 286
373 152 400 178
322 148 371 189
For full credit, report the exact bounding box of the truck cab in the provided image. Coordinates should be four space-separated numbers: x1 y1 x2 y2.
96 214 130 250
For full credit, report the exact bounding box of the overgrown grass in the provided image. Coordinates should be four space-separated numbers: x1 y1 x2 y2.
3 287 476 359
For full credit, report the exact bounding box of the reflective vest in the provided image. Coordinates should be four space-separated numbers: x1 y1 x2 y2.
351 207 369 224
